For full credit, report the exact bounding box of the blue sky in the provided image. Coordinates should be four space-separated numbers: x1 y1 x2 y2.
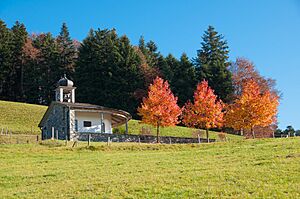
1 0 300 129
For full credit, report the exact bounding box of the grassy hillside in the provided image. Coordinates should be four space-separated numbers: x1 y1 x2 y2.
0 100 47 134
116 120 241 140
0 138 299 198
0 100 241 140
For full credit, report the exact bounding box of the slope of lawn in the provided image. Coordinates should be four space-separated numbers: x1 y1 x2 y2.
116 120 241 141
0 138 299 198
0 100 241 140
0 100 47 134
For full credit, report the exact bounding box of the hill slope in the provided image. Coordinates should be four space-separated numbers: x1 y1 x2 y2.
115 120 241 140
0 100 241 140
0 100 47 134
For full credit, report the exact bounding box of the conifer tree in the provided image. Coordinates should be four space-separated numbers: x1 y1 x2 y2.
171 53 197 106
194 26 233 102
22 36 40 104
75 29 143 115
0 20 13 100
33 33 60 104
162 54 178 82
56 23 77 79
11 21 28 100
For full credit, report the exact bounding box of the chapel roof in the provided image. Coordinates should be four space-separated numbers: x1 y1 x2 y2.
38 101 131 128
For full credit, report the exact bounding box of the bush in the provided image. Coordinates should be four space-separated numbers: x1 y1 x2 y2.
139 127 152 136
192 129 205 138
113 128 125 134
218 132 227 142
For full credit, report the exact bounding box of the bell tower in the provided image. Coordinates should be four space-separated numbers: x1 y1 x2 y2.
55 74 76 103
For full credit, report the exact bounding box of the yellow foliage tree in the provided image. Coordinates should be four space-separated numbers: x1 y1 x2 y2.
225 80 279 138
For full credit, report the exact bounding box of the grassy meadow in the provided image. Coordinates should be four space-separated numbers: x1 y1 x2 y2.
0 100 47 134
0 138 299 198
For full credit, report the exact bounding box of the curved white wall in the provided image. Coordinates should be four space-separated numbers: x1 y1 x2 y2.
75 111 112 133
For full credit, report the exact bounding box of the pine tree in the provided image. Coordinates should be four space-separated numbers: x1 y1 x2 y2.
0 20 13 100
138 36 160 71
33 33 60 104
56 23 77 79
75 29 143 115
194 26 233 102
171 53 197 106
162 54 178 82
11 21 28 100
22 36 40 104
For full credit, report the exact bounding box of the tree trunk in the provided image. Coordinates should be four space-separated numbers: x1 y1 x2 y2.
251 127 255 139
156 122 160 143
206 128 209 143
240 128 244 136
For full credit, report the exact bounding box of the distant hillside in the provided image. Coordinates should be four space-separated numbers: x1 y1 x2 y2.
0 100 47 134
0 100 241 140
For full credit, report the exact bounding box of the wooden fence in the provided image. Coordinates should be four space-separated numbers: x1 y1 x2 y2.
0 132 40 144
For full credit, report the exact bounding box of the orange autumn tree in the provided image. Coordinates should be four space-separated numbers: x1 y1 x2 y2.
224 79 279 138
182 80 224 142
138 77 181 142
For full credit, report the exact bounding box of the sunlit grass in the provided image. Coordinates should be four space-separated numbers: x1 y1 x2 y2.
0 100 47 134
0 138 299 198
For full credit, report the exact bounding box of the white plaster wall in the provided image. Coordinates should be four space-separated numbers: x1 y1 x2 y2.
75 111 112 133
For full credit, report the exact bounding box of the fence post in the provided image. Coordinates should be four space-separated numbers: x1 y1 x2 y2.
107 137 110 146
65 134 68 146
88 134 91 146
169 137 172 144
56 130 58 140
51 127 54 140
198 134 201 144
10 130 12 144
138 137 141 144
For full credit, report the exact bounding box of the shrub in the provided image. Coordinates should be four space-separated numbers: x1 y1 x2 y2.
192 129 205 138
218 132 227 142
139 127 152 136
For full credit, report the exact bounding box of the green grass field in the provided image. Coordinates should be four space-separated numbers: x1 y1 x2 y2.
0 100 241 140
0 100 47 134
0 138 299 198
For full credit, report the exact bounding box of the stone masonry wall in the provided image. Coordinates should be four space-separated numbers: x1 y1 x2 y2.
77 133 214 144
42 105 69 140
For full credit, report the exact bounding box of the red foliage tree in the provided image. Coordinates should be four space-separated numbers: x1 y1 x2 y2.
137 77 181 142
182 80 224 142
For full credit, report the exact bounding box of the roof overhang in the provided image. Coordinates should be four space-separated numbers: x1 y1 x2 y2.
38 102 131 128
